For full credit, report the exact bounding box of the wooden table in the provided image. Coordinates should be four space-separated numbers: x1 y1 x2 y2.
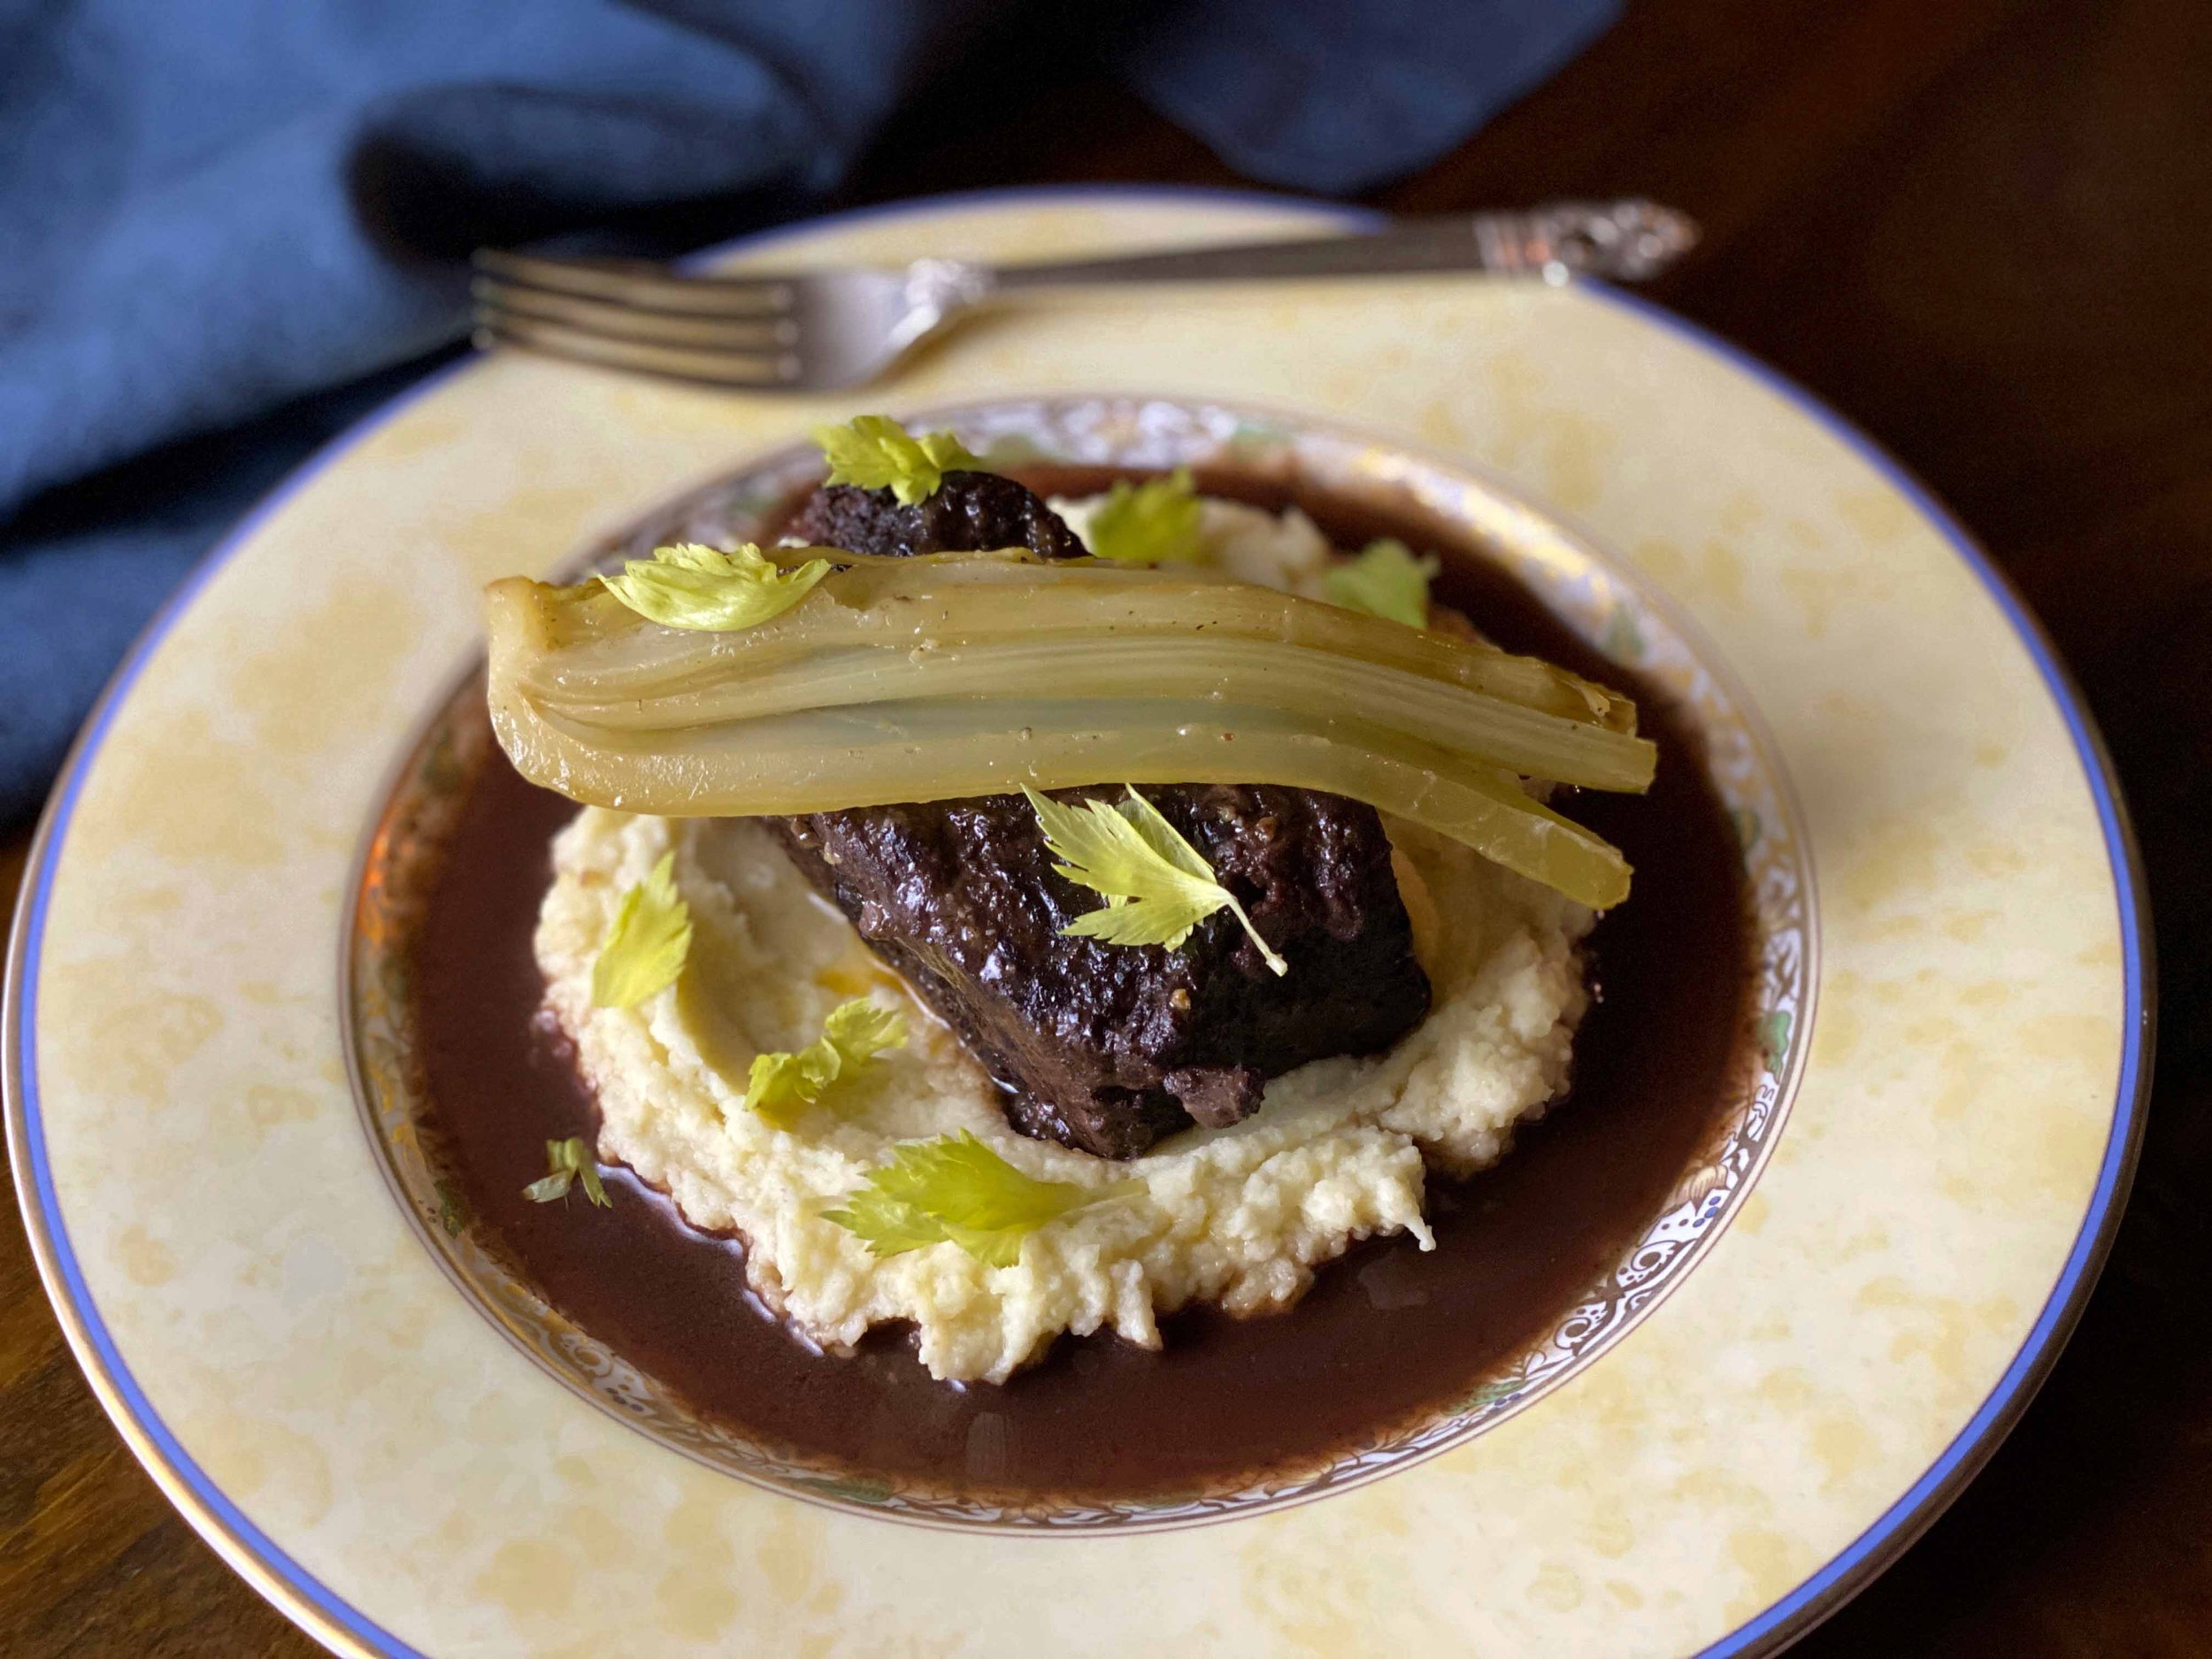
4 0 2207 1651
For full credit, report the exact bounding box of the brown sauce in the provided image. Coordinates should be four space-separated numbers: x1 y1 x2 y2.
408 467 1756 1503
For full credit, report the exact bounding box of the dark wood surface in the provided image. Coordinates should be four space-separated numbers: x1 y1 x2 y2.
4 0 2207 1651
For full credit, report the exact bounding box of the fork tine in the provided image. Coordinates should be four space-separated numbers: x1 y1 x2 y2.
475 313 796 390
472 248 793 317
473 279 796 349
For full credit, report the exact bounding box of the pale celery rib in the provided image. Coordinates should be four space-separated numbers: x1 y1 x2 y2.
531 635 1653 793
484 557 1647 909
514 557 1637 732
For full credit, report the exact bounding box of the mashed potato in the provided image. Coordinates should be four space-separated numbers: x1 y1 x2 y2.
536 497 1594 1383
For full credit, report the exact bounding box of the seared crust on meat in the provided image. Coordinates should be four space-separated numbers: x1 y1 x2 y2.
770 471 1430 1158
788 472 1086 562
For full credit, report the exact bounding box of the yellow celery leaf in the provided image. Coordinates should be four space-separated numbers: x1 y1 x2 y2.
822 1131 1142 1267
744 997 909 1129
591 851 693 1008
815 414 985 506
524 1137 611 1208
1084 467 1203 565
599 541 833 632
1323 537 1440 629
1023 785 1287 975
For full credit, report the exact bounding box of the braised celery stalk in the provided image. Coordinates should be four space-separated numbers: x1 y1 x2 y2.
527 635 1650 792
484 553 1650 909
504 557 1637 731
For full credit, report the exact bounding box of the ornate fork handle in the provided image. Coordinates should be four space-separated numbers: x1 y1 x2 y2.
1470 200 1698 281
936 199 1696 302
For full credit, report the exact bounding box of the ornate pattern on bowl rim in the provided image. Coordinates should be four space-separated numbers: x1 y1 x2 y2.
343 395 1817 1533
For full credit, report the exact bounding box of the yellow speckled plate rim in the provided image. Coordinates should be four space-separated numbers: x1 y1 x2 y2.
2 188 2151 1658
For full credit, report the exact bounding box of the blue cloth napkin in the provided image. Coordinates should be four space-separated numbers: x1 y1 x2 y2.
0 0 1617 822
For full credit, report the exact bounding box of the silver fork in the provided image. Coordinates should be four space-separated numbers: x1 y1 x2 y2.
471 198 1696 393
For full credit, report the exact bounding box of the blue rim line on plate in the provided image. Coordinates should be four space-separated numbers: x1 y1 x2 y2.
2 350 461 1659
1586 281 2154 1655
1 184 2152 1659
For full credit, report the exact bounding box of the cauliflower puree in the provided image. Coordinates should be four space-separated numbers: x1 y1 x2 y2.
536 495 1594 1382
